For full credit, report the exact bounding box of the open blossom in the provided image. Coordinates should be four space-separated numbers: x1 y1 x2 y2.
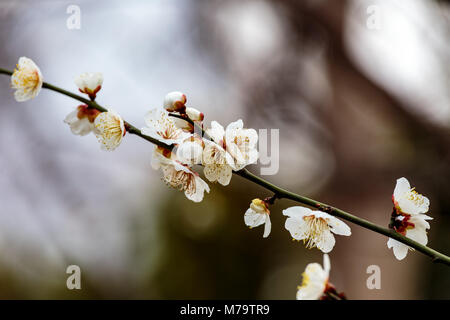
283 207 351 253
392 177 429 215
202 140 235 186
225 119 258 170
64 105 100 136
153 151 209 202
206 120 258 171
387 214 432 260
141 108 191 145
94 110 126 151
244 199 271 238
11 57 43 102
75 72 103 100
296 254 330 300
388 177 432 260
163 91 187 112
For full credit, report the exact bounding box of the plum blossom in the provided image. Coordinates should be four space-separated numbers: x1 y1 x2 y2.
141 108 191 145
202 140 235 186
388 177 432 260
387 214 432 260
64 105 100 136
75 72 103 100
296 254 330 300
296 254 345 300
392 177 430 215
244 198 271 238
94 110 126 151
152 151 209 202
11 57 43 102
283 207 351 253
225 119 258 170
206 120 258 171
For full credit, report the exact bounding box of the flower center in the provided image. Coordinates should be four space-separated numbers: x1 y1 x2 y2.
302 216 329 249
390 212 415 235
162 165 197 196
404 188 425 206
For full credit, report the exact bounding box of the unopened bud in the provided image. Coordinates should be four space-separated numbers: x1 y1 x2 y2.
186 107 204 122
163 91 186 112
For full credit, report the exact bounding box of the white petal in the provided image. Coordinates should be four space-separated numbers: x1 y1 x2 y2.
203 165 219 182
405 222 429 246
244 209 266 228
207 121 225 144
185 175 210 203
283 206 313 220
284 217 308 240
296 284 325 300
387 238 409 260
216 165 233 186
225 119 243 133
263 214 271 238
327 216 351 236
393 177 411 201
323 254 330 276
316 229 336 253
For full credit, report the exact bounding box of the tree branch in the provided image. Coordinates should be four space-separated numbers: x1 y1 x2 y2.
1 67 449 266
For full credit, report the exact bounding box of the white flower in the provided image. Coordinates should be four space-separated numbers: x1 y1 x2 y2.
296 254 330 300
186 107 204 122
11 57 43 102
64 105 100 136
94 110 126 151
163 91 187 112
202 140 235 186
387 213 432 260
141 108 191 145
283 207 351 253
388 178 432 260
75 72 103 99
175 137 204 166
393 177 429 215
155 152 210 202
244 198 271 238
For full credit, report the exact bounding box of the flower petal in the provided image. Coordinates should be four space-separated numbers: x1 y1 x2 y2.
316 229 336 253
327 216 351 236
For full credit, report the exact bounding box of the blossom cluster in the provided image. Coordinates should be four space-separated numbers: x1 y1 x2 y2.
141 91 259 202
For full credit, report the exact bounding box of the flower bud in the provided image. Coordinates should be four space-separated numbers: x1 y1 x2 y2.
75 72 103 100
186 107 204 122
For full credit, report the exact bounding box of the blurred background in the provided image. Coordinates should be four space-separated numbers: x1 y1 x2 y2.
0 0 449 299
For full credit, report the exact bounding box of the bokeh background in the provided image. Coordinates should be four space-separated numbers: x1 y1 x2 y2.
0 0 449 299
